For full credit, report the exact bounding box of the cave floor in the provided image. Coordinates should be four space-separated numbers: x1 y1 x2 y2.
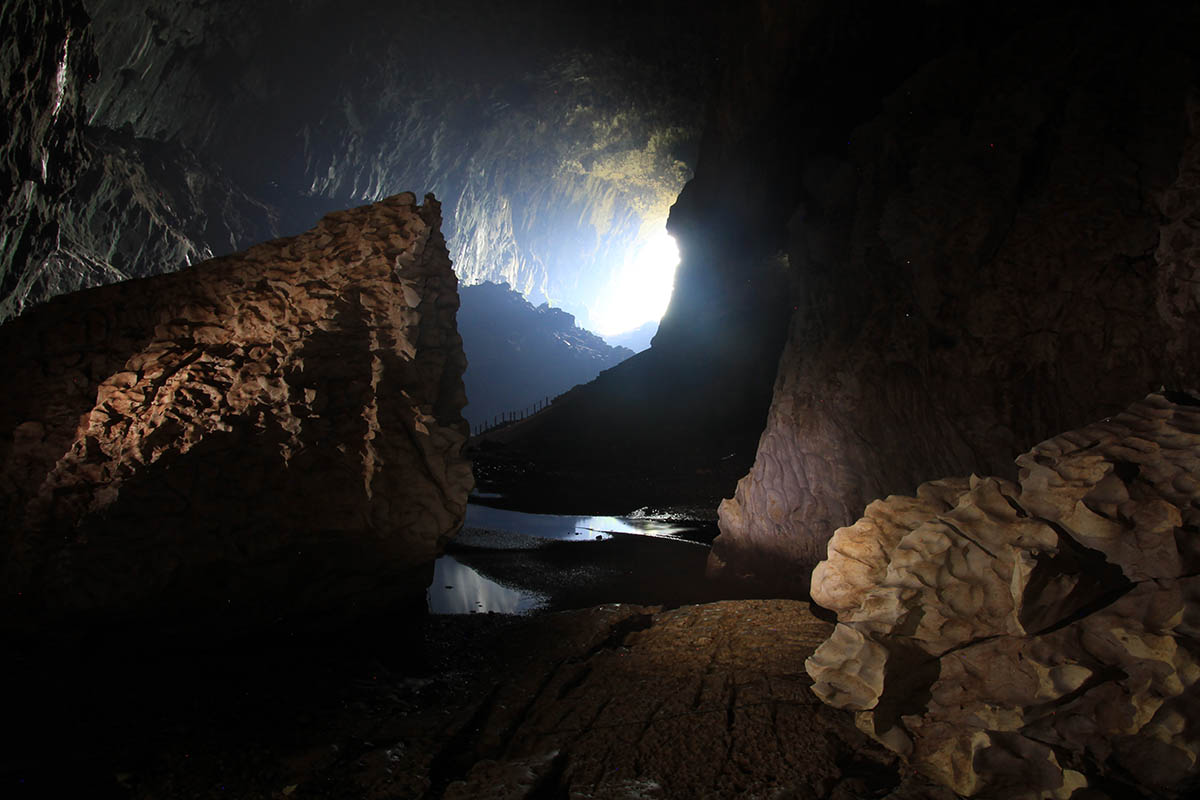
3 598 953 800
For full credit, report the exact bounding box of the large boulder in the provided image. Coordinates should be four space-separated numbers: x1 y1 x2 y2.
806 392 1200 798
0 192 472 635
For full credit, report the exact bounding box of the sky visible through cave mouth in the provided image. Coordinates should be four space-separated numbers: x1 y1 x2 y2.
590 226 680 336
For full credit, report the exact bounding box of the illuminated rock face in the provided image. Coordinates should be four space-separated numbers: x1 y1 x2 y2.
0 192 472 632
806 392 1200 798
714 6 1200 585
1 0 706 329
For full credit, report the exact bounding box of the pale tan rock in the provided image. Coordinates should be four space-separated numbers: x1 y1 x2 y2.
806 393 1200 798
0 192 472 634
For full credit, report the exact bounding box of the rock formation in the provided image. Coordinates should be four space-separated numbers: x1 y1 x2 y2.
0 192 472 634
1 0 94 318
437 601 952 800
0 1 280 324
806 392 1200 798
2 0 711 329
714 3 1200 585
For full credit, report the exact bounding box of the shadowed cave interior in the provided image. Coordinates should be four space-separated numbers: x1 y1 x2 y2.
3 1 1200 798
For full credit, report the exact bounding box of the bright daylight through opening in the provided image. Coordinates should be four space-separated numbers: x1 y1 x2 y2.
590 226 680 336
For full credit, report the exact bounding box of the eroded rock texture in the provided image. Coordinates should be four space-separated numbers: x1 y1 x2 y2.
0 0 711 329
806 392 1200 799
715 4 1200 584
0 192 472 633
437 601 951 800
0 1 279 323
0 0 95 317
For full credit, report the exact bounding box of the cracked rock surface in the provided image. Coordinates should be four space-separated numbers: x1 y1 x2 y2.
0 192 472 635
438 600 951 800
807 392 1200 799
6 602 960 798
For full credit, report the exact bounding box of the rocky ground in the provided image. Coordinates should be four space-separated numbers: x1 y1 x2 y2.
3 601 953 799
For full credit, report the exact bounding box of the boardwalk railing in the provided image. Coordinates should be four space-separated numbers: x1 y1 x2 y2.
471 394 561 437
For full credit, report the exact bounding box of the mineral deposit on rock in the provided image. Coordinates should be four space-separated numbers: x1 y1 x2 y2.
806 392 1200 799
0 192 473 634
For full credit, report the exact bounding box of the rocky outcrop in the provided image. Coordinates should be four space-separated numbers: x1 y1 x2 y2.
806 392 1200 798
714 4 1200 584
0 192 472 634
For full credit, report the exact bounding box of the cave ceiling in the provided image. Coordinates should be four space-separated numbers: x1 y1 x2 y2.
75 0 715 330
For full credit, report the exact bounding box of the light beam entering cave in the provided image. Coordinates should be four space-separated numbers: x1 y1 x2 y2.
590 227 680 336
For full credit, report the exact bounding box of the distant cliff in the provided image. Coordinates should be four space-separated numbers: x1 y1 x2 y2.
458 281 632 430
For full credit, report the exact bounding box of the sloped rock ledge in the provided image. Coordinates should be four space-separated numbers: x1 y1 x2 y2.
0 192 472 637
806 392 1200 799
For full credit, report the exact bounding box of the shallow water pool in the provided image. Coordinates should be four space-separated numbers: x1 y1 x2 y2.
460 503 713 544
426 553 547 614
425 504 735 616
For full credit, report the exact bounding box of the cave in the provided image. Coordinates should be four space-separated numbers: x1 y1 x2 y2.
3 1 1200 798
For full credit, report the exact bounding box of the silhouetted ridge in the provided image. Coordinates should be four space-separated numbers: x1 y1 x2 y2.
459 281 633 430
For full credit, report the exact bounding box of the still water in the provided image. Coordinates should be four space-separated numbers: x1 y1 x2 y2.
425 504 716 615
459 503 709 543
426 554 547 615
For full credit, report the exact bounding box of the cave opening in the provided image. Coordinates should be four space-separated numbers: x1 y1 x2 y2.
6 0 1200 797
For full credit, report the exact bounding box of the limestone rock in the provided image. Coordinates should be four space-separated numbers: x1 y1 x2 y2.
439 600 954 800
0 0 96 319
0 192 472 634
713 5 1200 586
806 392 1200 798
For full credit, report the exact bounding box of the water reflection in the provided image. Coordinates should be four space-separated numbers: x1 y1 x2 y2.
464 504 701 542
426 554 547 615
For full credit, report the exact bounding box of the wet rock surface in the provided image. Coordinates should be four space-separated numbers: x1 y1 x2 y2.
0 192 472 635
806 392 1200 798
715 3 1200 585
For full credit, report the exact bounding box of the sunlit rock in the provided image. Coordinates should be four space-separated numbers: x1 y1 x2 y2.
806 392 1200 798
0 192 472 634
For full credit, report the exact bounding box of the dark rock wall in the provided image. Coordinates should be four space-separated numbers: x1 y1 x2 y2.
0 1 279 322
713 2 1200 584
11 127 278 318
0 192 472 634
0 0 95 317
